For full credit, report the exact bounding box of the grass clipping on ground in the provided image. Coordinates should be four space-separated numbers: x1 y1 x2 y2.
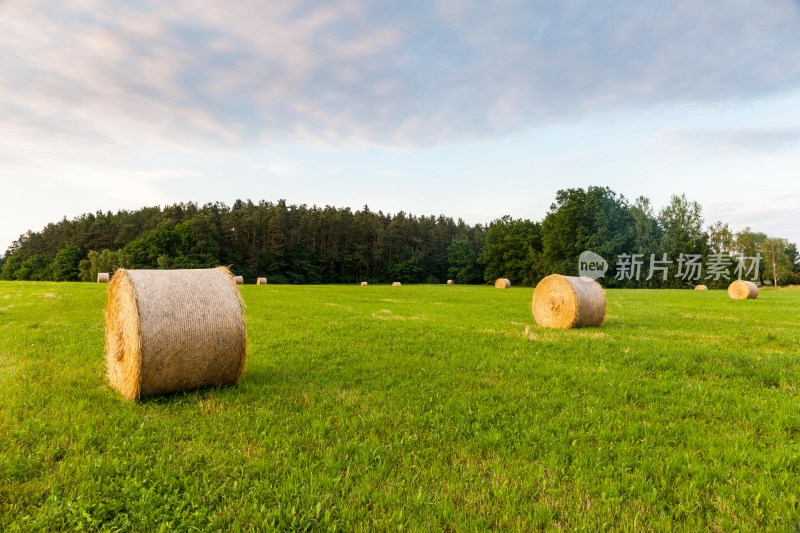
105 267 247 401
532 274 606 328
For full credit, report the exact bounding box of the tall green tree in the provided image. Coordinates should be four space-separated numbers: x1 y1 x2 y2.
0 251 53 280
478 216 541 286
540 186 633 285
760 237 793 286
78 249 131 282
732 228 768 283
657 194 708 257
50 245 84 281
785 242 800 284
447 239 480 284
707 221 734 254
655 194 709 287
629 196 661 254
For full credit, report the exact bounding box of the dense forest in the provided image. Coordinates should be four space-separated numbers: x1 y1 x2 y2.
2 187 798 287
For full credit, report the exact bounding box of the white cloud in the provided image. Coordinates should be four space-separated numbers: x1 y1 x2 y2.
2 0 800 151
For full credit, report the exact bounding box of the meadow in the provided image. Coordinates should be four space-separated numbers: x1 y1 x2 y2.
1 281 799 531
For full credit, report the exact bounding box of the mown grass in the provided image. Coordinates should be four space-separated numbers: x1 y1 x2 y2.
1 281 798 531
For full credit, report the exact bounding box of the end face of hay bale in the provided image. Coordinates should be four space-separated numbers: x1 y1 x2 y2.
391 281 402 287
97 272 110 283
728 280 759 299
447 280 454 285
494 278 511 289
105 267 247 401
532 274 606 329
360 281 368 286
256 277 267 285
234 275 244 285
694 284 708 291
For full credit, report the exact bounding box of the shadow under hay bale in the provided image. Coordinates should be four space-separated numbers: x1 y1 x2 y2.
494 278 511 289
105 267 247 401
532 274 605 329
728 280 759 299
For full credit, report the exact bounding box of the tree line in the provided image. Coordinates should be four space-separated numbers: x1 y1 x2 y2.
2 188 798 287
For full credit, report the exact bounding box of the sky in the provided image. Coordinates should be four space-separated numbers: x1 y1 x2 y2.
2 0 800 255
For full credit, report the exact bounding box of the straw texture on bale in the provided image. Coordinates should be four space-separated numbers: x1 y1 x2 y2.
105 267 247 401
256 277 267 285
97 272 110 283
532 274 606 329
234 276 244 285
360 281 368 286
694 284 708 291
447 280 454 285
728 280 759 300
392 281 402 286
495 278 511 289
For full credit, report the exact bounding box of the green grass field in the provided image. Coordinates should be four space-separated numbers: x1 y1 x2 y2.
1 281 799 531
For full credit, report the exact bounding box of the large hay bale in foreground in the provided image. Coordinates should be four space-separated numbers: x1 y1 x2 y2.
694 284 708 291
105 267 246 401
256 277 267 285
392 281 402 287
532 274 606 329
97 272 110 283
728 280 759 300
234 276 244 285
495 278 511 289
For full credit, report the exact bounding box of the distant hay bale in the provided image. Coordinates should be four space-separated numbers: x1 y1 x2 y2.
392 282 402 287
105 267 247 401
360 281 368 286
532 274 606 329
494 278 511 289
256 277 267 285
694 284 708 291
447 280 454 285
97 272 110 283
728 280 759 300
234 276 244 285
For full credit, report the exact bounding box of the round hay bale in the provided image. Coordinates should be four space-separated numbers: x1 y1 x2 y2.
494 278 511 289
360 281 368 286
694 284 708 291
105 267 247 401
234 275 244 285
447 279 454 285
256 277 267 285
392 281 402 287
97 272 110 283
532 274 606 329
728 280 759 300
